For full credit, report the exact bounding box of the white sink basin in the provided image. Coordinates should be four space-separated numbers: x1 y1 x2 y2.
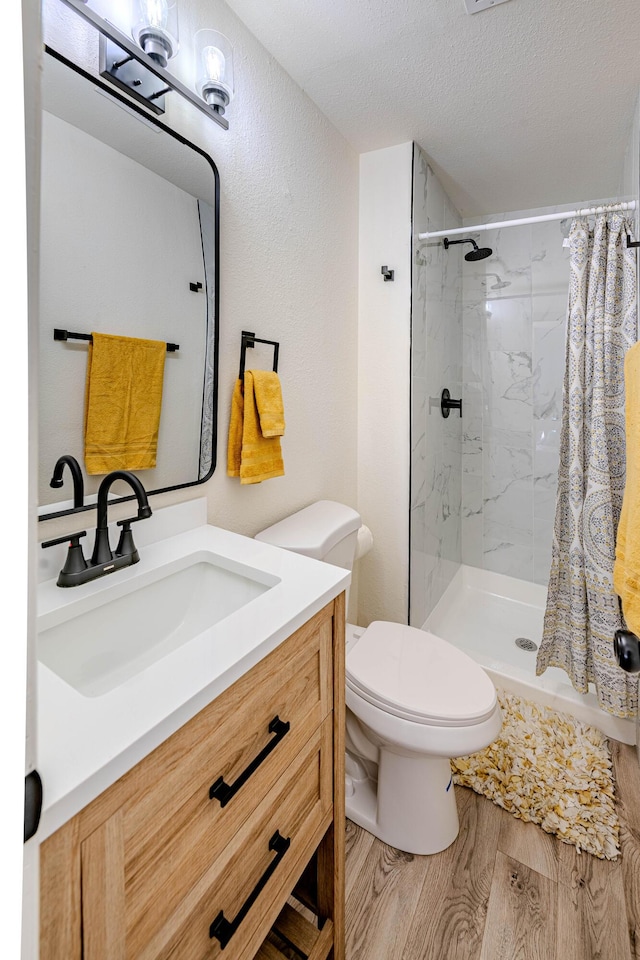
37 551 278 697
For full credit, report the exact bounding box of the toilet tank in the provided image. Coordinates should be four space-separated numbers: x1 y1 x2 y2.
255 500 362 571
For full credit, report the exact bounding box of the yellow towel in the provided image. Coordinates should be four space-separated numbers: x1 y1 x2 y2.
226 378 244 477
251 370 285 437
227 372 285 484
614 340 640 634
84 332 166 475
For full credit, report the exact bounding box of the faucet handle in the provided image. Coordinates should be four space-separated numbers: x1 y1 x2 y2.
42 531 88 583
115 518 142 563
41 531 87 550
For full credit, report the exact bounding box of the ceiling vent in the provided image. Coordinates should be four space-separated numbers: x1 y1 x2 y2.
464 0 512 13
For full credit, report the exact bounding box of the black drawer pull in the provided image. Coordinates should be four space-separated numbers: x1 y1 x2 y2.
209 830 291 948
209 716 290 807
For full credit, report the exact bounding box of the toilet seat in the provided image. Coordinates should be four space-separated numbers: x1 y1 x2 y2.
346 621 497 728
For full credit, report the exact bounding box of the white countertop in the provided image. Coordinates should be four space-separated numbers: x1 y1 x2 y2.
36 513 349 840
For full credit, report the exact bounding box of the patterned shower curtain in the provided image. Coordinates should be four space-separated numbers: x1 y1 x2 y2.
536 213 638 718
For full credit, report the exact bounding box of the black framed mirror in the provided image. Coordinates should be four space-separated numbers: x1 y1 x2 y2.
38 46 219 521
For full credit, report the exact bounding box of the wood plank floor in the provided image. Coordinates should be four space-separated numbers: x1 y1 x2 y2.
345 739 640 960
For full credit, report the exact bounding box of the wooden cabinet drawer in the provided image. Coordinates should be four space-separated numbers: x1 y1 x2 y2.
83 718 333 960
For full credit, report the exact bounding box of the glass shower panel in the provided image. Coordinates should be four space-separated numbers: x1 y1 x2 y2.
409 148 464 627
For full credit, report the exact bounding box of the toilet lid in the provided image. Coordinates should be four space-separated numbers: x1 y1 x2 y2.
346 621 497 726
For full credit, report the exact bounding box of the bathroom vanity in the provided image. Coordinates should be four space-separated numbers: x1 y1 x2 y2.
36 504 348 960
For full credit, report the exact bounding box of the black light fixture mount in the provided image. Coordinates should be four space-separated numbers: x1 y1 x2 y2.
99 36 170 114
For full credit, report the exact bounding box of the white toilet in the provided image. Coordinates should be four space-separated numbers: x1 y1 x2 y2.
255 500 502 855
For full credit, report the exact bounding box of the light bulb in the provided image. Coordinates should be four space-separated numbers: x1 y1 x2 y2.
203 46 225 83
141 0 168 29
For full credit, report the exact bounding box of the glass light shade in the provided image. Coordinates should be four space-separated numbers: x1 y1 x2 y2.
194 29 234 114
132 0 179 67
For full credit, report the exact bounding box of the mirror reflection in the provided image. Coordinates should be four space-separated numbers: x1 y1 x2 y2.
38 49 219 520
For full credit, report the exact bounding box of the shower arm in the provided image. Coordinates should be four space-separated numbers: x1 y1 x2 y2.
443 238 475 250
443 236 492 261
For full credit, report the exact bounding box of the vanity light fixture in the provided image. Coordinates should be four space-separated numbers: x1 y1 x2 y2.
194 30 234 117
57 0 230 129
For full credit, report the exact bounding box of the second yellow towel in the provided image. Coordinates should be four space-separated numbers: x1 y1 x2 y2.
614 340 640 634
251 370 285 437
227 371 285 484
84 332 166 475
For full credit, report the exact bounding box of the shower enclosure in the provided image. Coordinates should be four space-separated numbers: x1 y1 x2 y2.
410 144 637 744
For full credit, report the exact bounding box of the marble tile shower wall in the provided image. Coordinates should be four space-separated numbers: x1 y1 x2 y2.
461 216 570 584
410 149 463 626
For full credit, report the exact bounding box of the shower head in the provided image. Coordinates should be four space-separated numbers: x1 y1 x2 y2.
482 273 511 290
465 242 493 261
443 237 493 261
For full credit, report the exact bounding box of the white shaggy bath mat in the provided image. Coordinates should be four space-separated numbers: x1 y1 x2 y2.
451 690 620 860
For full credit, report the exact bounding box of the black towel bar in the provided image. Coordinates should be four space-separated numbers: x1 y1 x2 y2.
239 330 279 379
54 328 179 352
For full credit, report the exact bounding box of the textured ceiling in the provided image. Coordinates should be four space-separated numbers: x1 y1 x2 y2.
225 0 640 217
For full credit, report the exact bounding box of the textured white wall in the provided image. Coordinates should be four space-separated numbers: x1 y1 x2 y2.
357 143 413 626
38 0 359 545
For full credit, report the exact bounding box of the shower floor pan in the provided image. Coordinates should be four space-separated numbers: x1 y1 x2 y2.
424 564 636 745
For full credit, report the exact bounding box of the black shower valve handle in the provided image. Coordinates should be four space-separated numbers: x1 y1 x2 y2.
441 388 462 418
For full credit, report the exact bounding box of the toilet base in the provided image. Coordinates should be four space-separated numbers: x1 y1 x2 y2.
345 749 459 855
346 775 379 837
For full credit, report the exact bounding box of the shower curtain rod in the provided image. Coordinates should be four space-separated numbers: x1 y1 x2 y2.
417 200 637 240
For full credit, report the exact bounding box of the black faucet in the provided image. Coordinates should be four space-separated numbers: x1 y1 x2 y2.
91 470 152 565
49 455 85 509
42 470 152 587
